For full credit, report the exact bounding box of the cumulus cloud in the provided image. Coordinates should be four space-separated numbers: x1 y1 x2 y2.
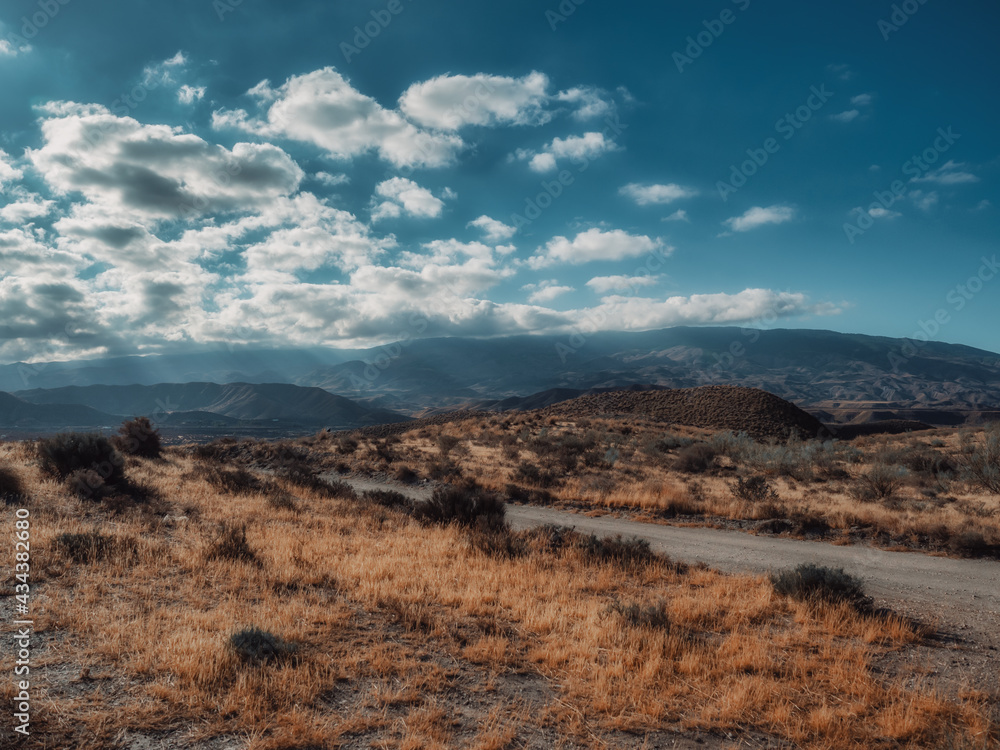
213 67 464 169
555 87 614 120
850 93 873 106
0 149 23 188
399 71 551 130
662 210 689 222
0 190 55 224
586 275 660 294
619 182 697 206
142 51 188 88
30 102 303 223
315 171 349 187
911 160 979 185
908 190 938 212
370 177 448 222
517 131 618 173
178 85 206 104
530 228 667 268
468 215 517 242
523 281 574 303
723 205 795 232
867 206 902 219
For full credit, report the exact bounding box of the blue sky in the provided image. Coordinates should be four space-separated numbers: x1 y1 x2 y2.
0 0 997 364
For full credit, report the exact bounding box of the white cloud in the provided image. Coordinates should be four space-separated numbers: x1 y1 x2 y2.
399 71 551 130
911 160 979 185
555 87 614 120
314 171 349 187
908 190 938 212
586 275 660 294
0 149 23 188
662 209 689 222
142 51 188 87
468 215 517 242
0 190 55 223
213 67 464 168
723 205 795 232
518 132 618 173
178 85 206 104
830 109 860 123
523 281 574 304
30 102 303 223
619 182 697 206
370 177 448 221
530 228 667 268
850 93 873 106
867 206 901 219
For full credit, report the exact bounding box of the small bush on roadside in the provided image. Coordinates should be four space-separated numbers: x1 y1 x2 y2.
851 463 908 502
504 483 554 505
229 627 297 666
206 522 259 565
362 489 412 510
771 563 871 612
948 530 994 558
609 600 671 631
394 465 418 484
675 443 718 473
960 423 1000 495
573 533 656 569
413 481 506 530
729 474 779 504
0 464 26 505
113 416 162 458
38 433 124 486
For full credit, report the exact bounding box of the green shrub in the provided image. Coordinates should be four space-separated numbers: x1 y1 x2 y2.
771 564 871 611
413 481 506 530
37 433 124 485
229 627 297 665
113 416 162 458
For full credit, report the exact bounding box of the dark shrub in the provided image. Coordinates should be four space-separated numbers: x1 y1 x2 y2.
206 522 258 565
771 564 871 611
948 530 993 558
266 488 297 511
960 424 1000 495
513 460 557 487
437 434 461 457
394 465 418 484
413 481 506 530
610 600 671 631
851 464 907 502
504 483 554 505
730 475 779 504
336 436 358 455
675 443 718 473
55 531 137 564
362 489 412 510
229 627 297 665
38 433 124 485
0 464 26 505
66 468 106 500
574 533 656 568
203 466 265 495
427 460 462 481
113 416 162 458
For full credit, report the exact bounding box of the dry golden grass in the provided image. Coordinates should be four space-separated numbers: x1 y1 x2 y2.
325 416 1000 558
0 439 996 748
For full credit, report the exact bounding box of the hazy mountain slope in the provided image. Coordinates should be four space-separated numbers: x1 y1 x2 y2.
0 392 119 428
13 383 407 428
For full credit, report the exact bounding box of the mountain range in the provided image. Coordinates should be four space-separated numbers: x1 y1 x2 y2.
1 327 998 429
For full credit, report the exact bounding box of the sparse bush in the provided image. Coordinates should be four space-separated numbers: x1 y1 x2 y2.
413 481 506 530
55 531 137 564
573 533 656 569
852 463 908 502
266 488 297 511
113 416 162 458
437 434 461 457
513 460 557 487
960 423 1000 495
610 600 671 631
394 465 418 484
675 443 718 473
645 433 694 455
206 522 258 565
202 466 265 495
0 464 26 505
336 436 359 455
504 483 554 505
771 564 871 611
362 489 412 510
427 460 462 481
229 627 297 666
729 474 779 504
37 432 124 486
948 530 994 558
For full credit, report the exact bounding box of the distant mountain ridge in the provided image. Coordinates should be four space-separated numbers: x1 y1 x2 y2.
7 383 407 429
